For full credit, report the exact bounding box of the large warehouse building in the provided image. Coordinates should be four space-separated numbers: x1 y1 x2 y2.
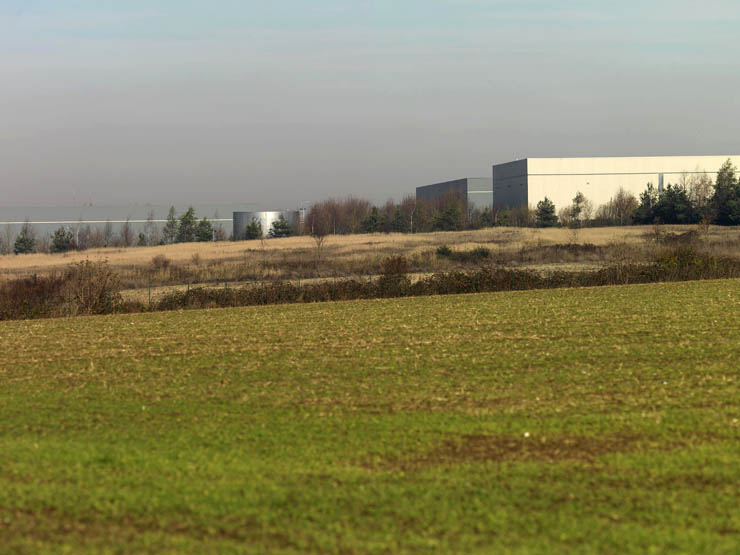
492 155 740 210
416 177 493 211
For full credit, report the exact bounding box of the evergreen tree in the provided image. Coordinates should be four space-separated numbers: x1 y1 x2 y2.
361 207 380 233
390 208 407 232
477 207 494 228
244 219 262 240
268 215 293 238
652 184 700 224
195 218 214 242
535 197 558 227
137 233 148 247
50 227 74 253
13 222 36 254
711 159 740 225
176 206 197 243
432 198 463 231
162 206 178 244
632 183 660 224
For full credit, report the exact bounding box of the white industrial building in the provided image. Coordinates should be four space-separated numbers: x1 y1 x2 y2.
492 155 740 211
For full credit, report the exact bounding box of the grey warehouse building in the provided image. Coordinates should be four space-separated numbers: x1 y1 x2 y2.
416 178 493 211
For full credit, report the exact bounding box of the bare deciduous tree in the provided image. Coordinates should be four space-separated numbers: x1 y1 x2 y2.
1 224 13 255
594 187 639 226
119 218 134 247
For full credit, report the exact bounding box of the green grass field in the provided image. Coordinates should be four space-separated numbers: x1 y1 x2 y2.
1 280 739 553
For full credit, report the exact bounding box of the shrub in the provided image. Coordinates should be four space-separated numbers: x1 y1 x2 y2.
62 261 122 315
436 245 452 257
0 261 121 320
657 230 699 246
148 245 740 314
377 255 411 297
0 274 66 320
435 245 490 263
471 246 490 259
51 227 74 253
381 255 409 277
152 254 171 270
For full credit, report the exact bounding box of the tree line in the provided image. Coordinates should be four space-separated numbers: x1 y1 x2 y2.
530 160 739 228
5 161 739 255
300 160 740 235
5 207 226 255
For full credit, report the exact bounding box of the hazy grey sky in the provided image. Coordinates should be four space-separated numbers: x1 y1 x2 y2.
2 1 739 208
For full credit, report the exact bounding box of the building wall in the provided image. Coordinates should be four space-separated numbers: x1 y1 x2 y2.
466 177 494 211
416 178 493 211
416 179 468 205
233 210 300 240
492 160 528 209
493 156 740 211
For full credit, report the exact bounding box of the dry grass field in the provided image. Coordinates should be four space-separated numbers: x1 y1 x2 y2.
0 226 647 273
2 226 739 301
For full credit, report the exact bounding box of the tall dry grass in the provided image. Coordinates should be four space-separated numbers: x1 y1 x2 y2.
2 226 739 295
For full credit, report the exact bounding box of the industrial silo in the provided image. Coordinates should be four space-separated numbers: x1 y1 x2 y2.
233 210 300 240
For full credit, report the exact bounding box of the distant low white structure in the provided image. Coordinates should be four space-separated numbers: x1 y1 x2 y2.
492 155 740 211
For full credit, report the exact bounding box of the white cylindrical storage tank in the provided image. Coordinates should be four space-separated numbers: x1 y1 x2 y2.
233 211 300 240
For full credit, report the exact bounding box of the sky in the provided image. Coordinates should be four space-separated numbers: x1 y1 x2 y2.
1 1 739 208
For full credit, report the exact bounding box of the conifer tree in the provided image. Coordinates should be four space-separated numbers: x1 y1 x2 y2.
50 227 74 253
711 159 740 225
162 206 179 244
13 222 36 254
244 219 262 240
268 215 293 238
195 218 214 242
535 197 558 228
176 207 197 243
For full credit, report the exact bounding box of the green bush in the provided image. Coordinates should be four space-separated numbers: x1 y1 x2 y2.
51 227 74 253
436 245 490 263
436 245 452 257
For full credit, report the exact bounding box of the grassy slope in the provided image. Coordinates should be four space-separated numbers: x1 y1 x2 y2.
1 281 739 553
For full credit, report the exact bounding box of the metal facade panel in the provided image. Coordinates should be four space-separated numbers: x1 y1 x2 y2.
416 178 493 211
492 159 528 209
416 179 468 204
466 177 493 211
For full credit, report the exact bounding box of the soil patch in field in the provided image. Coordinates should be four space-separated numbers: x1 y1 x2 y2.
380 433 651 470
